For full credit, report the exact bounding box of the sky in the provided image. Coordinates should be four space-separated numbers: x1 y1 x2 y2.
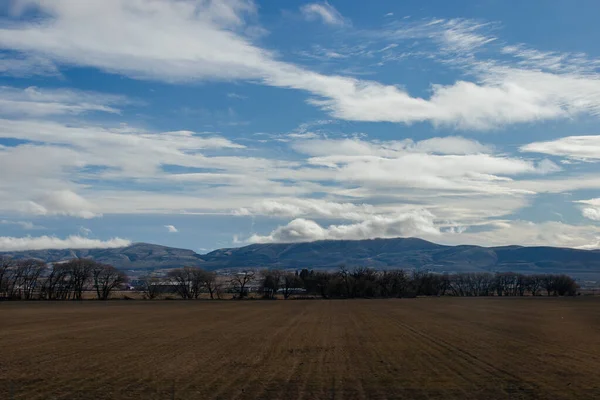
2 0 600 253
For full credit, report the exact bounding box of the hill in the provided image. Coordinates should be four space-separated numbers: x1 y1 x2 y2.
0 243 205 270
201 238 600 278
2 238 600 279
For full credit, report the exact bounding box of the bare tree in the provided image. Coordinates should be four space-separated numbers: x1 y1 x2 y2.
16 259 46 299
281 272 301 299
230 269 256 299
338 265 353 297
213 279 225 299
553 274 578 296
542 275 555 296
412 271 448 297
350 267 378 297
201 271 218 299
41 264 73 300
526 275 543 296
63 259 95 300
92 264 127 300
260 269 281 299
3 260 20 299
1 259 46 299
313 271 331 299
377 270 410 298
0 257 13 298
168 267 204 299
138 274 164 299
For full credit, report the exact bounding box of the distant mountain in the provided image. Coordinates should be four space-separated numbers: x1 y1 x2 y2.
1 243 205 270
201 238 600 279
3 238 600 279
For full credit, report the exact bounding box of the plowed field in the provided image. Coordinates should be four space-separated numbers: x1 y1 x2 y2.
1 297 599 399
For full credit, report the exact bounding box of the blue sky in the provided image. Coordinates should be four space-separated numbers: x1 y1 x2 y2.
2 0 600 252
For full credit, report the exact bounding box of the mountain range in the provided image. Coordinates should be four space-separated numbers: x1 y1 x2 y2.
2 238 600 280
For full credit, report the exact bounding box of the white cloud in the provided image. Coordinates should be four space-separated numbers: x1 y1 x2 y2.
227 92 247 99
292 136 491 157
408 136 492 155
501 44 600 75
3 2 600 129
300 2 347 26
248 210 440 243
24 190 100 219
0 119 247 184
78 226 92 236
441 220 600 249
234 196 525 227
0 53 60 77
164 224 179 233
236 198 377 220
582 208 600 221
0 220 42 230
287 138 558 195
0 110 559 229
0 235 130 251
521 135 600 161
438 19 497 54
575 199 600 221
287 132 320 139
1 5 598 249
1 0 271 82
248 217 600 249
0 86 126 117
505 175 600 194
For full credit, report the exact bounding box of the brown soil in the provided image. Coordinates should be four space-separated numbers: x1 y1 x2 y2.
1 297 599 399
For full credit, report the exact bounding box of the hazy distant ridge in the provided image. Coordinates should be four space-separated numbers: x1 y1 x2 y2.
3 238 600 279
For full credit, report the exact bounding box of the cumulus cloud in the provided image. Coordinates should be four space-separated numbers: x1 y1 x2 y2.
300 2 347 26
248 217 600 249
248 210 440 243
0 235 130 251
164 224 179 233
23 190 100 219
520 135 600 161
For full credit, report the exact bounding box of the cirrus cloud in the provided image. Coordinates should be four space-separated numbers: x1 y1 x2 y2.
0 86 127 117
300 2 347 26
3 1 600 129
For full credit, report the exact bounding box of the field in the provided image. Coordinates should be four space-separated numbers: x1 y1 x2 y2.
1 298 599 399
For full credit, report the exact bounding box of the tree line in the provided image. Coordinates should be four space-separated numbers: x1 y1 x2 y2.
0 257 579 300
259 267 579 299
0 258 126 300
